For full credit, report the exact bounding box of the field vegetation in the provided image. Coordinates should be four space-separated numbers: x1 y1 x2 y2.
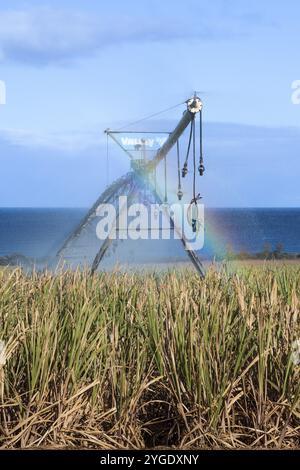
0 265 299 449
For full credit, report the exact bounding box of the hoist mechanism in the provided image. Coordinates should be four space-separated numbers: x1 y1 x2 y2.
145 93 204 172
105 93 205 203
56 94 206 277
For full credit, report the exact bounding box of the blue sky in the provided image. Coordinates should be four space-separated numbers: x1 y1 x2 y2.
0 0 299 207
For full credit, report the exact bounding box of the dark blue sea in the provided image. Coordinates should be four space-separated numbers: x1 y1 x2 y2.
0 208 299 261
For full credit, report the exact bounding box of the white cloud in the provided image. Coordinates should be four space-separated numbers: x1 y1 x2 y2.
0 5 261 66
0 9 104 65
0 128 103 152
1 121 300 155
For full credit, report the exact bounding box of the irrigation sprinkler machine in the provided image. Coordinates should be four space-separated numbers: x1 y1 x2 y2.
57 94 206 277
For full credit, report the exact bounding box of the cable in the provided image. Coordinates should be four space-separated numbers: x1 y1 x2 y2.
192 117 196 202
182 117 194 177
198 109 205 176
115 101 185 131
106 132 109 187
177 140 183 200
164 155 168 204
189 118 202 233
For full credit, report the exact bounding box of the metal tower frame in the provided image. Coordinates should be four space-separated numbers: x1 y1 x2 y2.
56 95 206 277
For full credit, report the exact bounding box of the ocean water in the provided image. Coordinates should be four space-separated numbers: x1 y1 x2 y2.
0 208 299 261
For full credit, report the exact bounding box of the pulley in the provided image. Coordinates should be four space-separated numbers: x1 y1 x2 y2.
187 96 203 114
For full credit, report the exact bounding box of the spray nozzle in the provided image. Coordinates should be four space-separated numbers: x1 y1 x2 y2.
177 189 183 201
198 163 205 176
182 163 188 178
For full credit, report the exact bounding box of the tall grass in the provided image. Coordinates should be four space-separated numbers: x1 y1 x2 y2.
0 265 299 448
